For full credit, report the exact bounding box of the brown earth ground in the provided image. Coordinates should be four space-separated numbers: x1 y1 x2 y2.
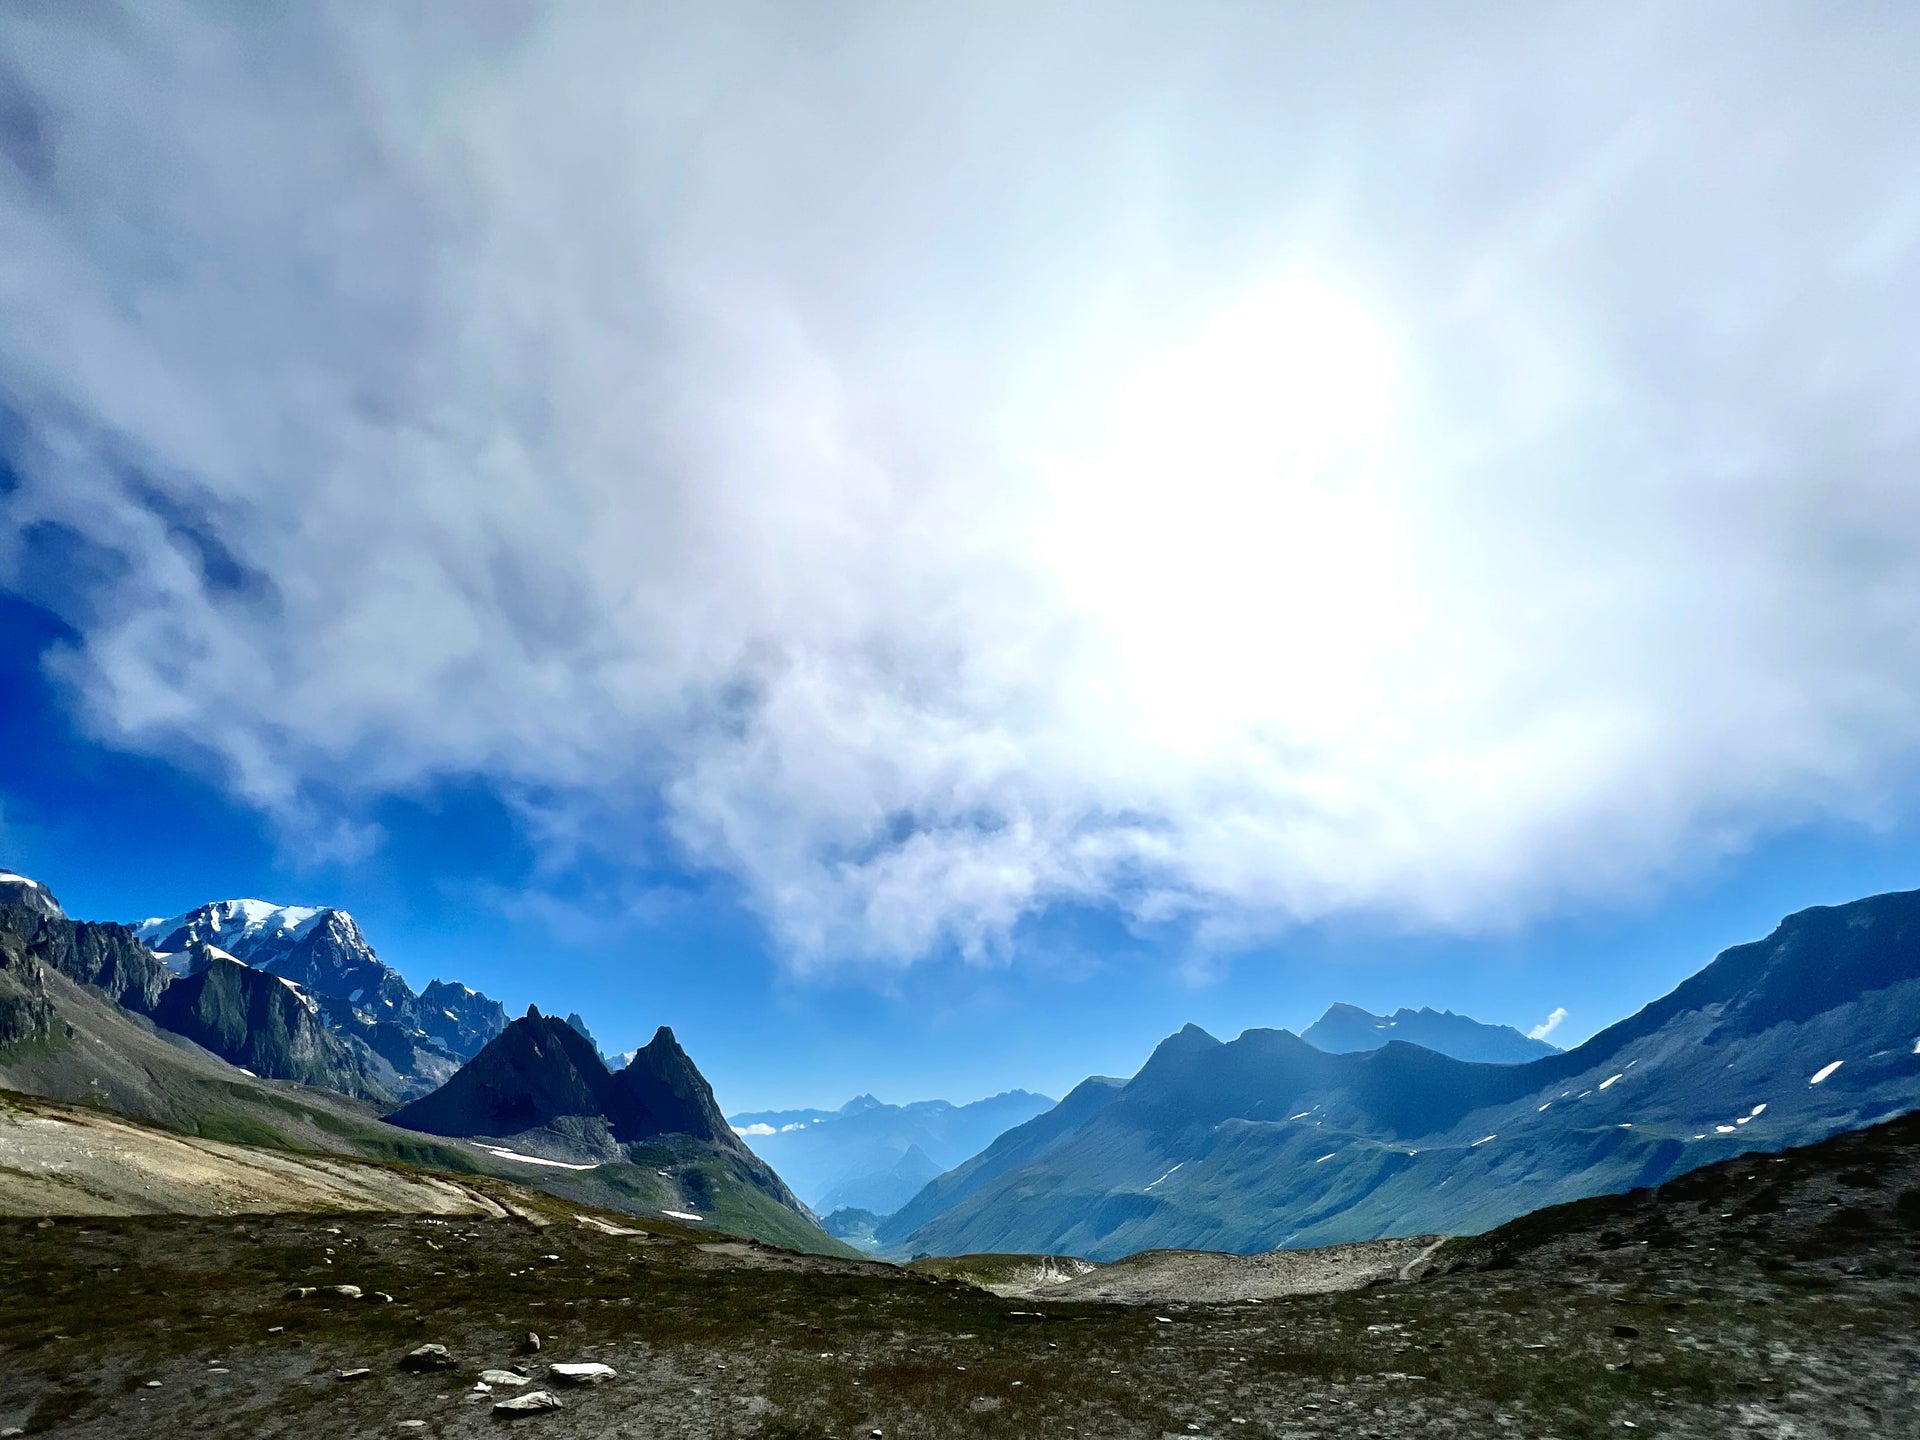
1 1110 1917 1439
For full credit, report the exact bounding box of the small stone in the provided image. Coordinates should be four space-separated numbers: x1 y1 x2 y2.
1612 1324 1640 1339
547 1362 616 1385
493 1391 563 1415
144 1380 162 1388
1155 1316 1174 1324
398 1425 426 1432
338 1368 372 1381
366 1291 395 1303
322 1285 362 1299
3 1427 25 1437
267 1326 284 1335
540 1254 561 1264
480 1370 532 1387
402 1344 455 1372
284 1286 316 1300
524 1332 542 1353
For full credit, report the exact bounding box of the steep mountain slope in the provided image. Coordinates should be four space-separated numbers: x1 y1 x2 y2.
150 944 393 1102
388 1010 838 1252
418 978 510 1057
889 888 1920 1260
0 894 493 1171
2 875 840 1252
6 871 172 1015
875 1074 1126 1247
1302 1002 1559 1062
136 898 507 1097
728 1089 1055 1212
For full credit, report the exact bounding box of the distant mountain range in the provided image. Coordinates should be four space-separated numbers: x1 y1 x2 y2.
1301 1003 1560 1063
726 1089 1056 1214
14 861 1920 1270
878 888 1920 1260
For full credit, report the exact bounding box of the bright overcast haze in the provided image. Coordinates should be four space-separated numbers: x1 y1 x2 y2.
4 3 1920 1109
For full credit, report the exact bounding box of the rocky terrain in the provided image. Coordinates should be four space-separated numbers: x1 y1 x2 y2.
0 1100 1914 1438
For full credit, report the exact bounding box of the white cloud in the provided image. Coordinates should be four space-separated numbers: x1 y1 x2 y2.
5 5 1920 967
1528 1008 1569 1043
732 1123 777 1138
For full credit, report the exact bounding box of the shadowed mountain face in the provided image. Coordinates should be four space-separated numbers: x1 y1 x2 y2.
3 873 173 1018
418 980 510 1058
135 899 508 1097
884 889 1920 1261
1302 1003 1559 1063
150 945 393 1102
389 1011 745 1148
387 1009 811 1224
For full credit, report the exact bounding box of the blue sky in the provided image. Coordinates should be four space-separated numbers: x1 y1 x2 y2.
11 580 1920 1113
5 5 1920 1111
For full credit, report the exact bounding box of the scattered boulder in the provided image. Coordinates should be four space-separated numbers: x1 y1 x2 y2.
285 1286 316 1299
480 1370 532 1387
1612 1324 1641 1339
494 1391 563 1415
548 1362 616 1385
524 1331 542 1353
322 1285 362 1299
338 1368 372 1381
401 1343 454 1372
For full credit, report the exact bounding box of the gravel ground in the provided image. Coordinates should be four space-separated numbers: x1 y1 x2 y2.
2 1114 1916 1440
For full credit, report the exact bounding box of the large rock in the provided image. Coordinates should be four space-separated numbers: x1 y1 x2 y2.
493 1391 562 1414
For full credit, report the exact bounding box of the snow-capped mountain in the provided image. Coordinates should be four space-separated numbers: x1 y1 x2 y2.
136 901 412 1021
133 898 510 1096
136 899 327 971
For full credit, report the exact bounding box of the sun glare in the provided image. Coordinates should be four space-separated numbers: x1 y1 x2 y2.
1034 276 1415 751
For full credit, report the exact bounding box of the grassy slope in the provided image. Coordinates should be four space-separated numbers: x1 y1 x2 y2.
896 976 1920 1259
0 970 851 1255
1 1108 1915 1439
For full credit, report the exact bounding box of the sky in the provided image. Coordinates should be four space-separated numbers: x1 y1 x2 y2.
4 3 1920 1112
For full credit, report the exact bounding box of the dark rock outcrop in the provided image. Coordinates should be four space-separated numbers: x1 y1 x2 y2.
150 945 392 1102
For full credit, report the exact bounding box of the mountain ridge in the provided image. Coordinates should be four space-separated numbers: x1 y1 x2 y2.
1302 1002 1560 1062
882 886 1920 1260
